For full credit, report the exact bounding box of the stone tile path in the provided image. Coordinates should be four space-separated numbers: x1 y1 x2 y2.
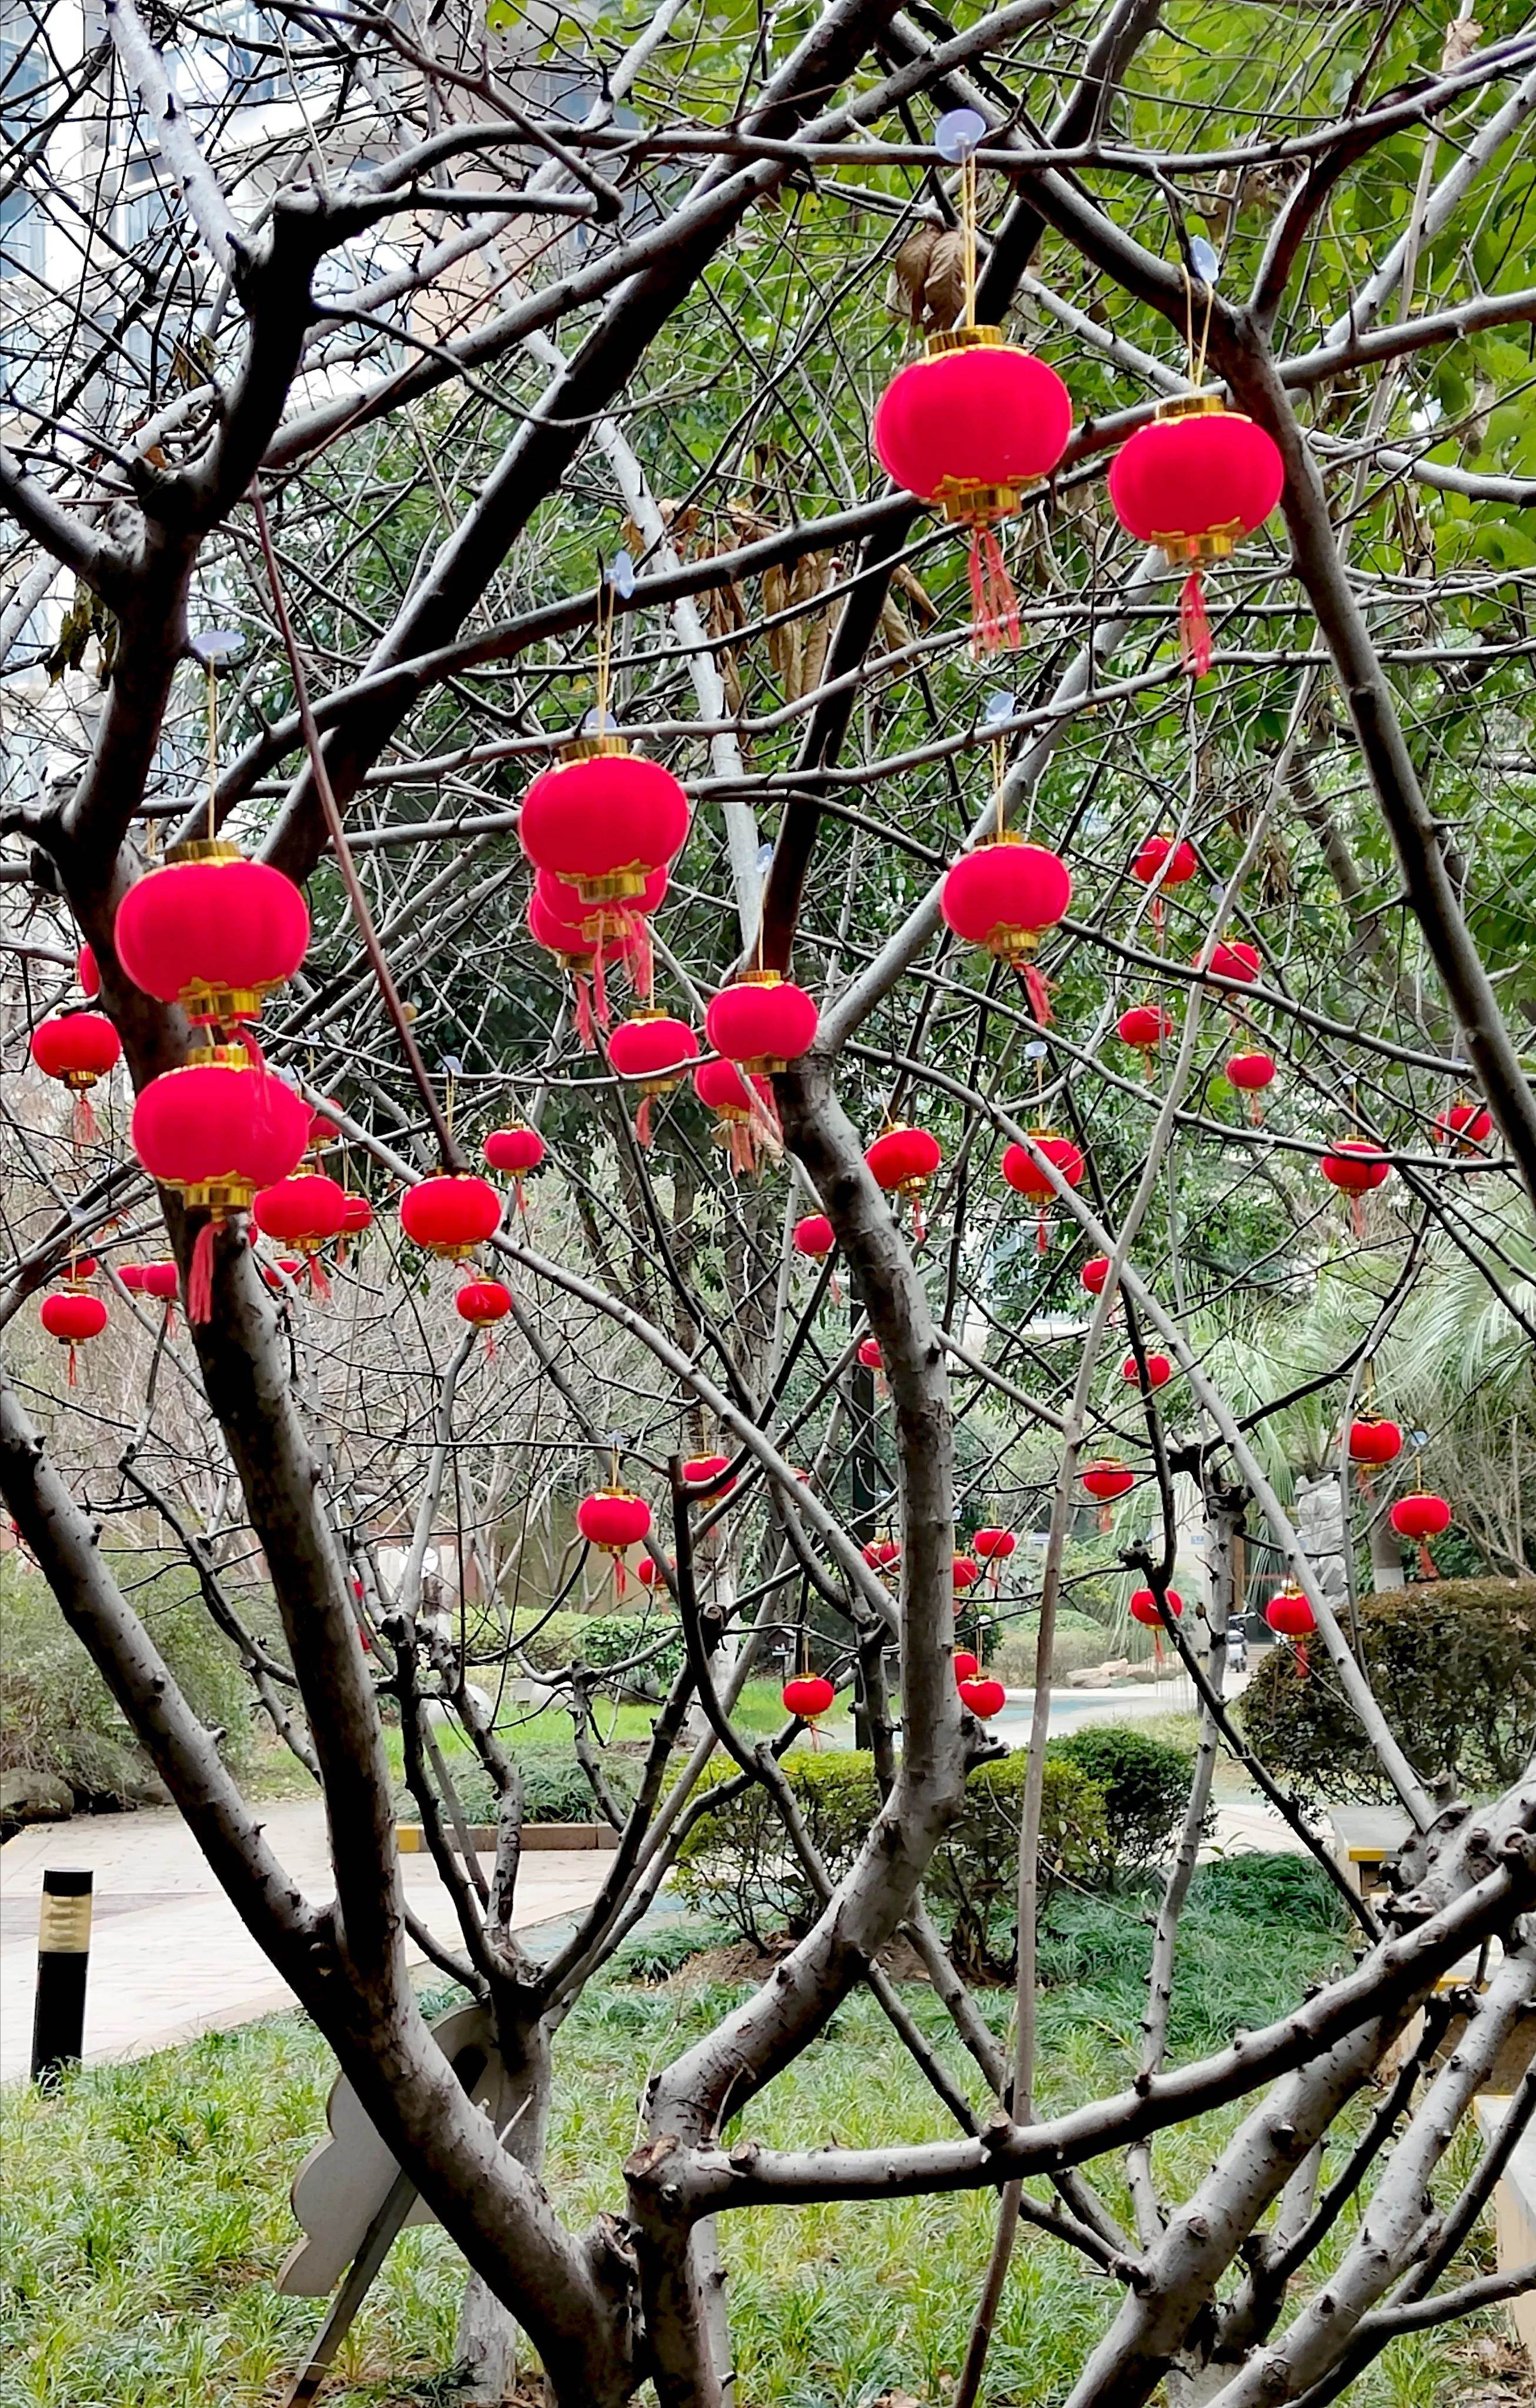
0 1801 609 2083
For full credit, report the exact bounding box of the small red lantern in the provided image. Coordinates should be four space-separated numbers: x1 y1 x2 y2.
400 1173 502 1260
636 1554 659 1588
114 842 309 1023
261 1254 303 1291
576 1487 652 1595
866 1124 943 1241
874 328 1072 651
607 1011 701 1144
519 745 690 901
1391 1490 1451 1578
857 1336 884 1373
1001 1132 1084 1253
1265 1587 1317 1678
77 942 101 997
782 1673 836 1720
1321 1139 1390 1239
1349 1417 1403 1468
1117 1004 1173 1071
1201 939 1261 986
693 1056 777 1175
483 1125 545 1213
1130 1584 1183 1666
794 1214 834 1260
973 1527 1016 1586
1081 1457 1134 1531
953 1650 979 1682
1436 1098 1493 1151
959 1676 1007 1719
118 1263 147 1292
1131 832 1198 930
1107 398 1284 675
1123 1351 1173 1390
136 1261 180 1305
131 1048 312 1319
456 1277 512 1329
953 1553 981 1593
863 1536 900 1573
336 1193 373 1264
253 1173 347 1295
30 1012 121 1143
941 840 1070 1019
682 1453 736 1494
535 863 666 1008
39 1290 108 1385
1226 1051 1276 1123
1080 1254 1111 1296
526 885 639 1048
705 973 818 1072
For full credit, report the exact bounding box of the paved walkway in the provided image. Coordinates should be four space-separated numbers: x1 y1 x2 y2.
0 1801 610 2084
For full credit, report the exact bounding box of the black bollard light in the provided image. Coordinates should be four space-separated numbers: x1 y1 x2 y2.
30 1867 92 2084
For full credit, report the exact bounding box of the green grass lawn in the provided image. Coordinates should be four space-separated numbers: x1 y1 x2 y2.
0 1864 1503 2408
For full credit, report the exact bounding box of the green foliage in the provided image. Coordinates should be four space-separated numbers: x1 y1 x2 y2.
674 1746 1107 1973
1047 1723 1200 1885
0 1557 253 1806
1189 1851 1353 1935
511 1606 682 1691
396 1744 641 1827
1239 1581 1536 1803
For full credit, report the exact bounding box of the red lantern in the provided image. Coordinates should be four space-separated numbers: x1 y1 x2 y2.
863 1536 900 1572
782 1673 836 1720
874 328 1071 651
705 973 819 1072
1321 1139 1390 1240
400 1173 501 1260
77 942 101 997
973 1526 1016 1579
1123 1352 1173 1390
941 840 1070 1019
1117 1004 1173 1072
519 744 690 901
959 1676 1007 1719
456 1277 512 1329
693 1056 777 1176
1226 1051 1276 1124
636 1554 659 1588
1349 1417 1403 1468
682 1453 736 1495
483 1125 545 1214
1081 1254 1111 1296
1436 1098 1493 1151
1001 1132 1084 1253
607 1011 701 1145
261 1254 303 1292
794 1214 835 1261
118 1263 148 1292
1391 1490 1451 1578
857 1336 884 1372
39 1290 108 1385
1131 832 1198 931
866 1125 943 1241
1107 399 1283 675
1201 939 1261 986
1081 1457 1134 1531
526 885 640 1048
30 1012 121 1143
131 1048 312 1319
114 842 309 1023
1130 1583 1183 1666
576 1487 653 1595
135 1260 180 1305
953 1553 981 1593
953 1650 979 1682
1265 1587 1317 1678
253 1173 347 1295
336 1193 372 1264
535 863 665 1008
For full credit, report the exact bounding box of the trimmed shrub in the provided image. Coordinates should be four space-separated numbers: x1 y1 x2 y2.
399 1745 642 1826
1238 1580 1536 1803
512 1606 682 1693
1047 1723 1198 1885
673 1748 1107 1974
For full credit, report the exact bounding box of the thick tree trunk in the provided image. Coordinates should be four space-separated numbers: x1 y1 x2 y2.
459 2021 556 2400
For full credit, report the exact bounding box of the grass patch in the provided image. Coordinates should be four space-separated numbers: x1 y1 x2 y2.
0 1862 1497 2407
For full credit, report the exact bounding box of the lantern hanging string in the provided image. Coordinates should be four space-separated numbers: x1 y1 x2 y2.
206 657 218 845
960 146 978 328
249 483 465 1173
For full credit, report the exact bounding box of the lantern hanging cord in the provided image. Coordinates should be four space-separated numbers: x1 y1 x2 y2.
595 564 616 733
991 729 1006 844
960 149 978 328
206 659 218 845
1181 261 1215 390
248 482 465 1174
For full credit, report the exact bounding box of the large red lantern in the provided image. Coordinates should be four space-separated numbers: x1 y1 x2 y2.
1123 1351 1173 1390
874 327 1071 651
1117 1004 1173 1071
866 1124 943 1240
959 1675 1006 1719
941 839 1070 1018
607 1011 701 1144
30 1012 121 1142
1226 1051 1276 1123
39 1290 108 1385
1265 1587 1317 1678
519 744 690 902
1001 1131 1084 1253
577 1487 652 1594
399 1174 502 1259
131 1048 312 1318
1081 1457 1134 1531
705 973 819 1072
1108 398 1284 674
115 842 309 1024
253 1173 348 1294
1349 1417 1403 1468
1131 832 1198 930
1130 1584 1183 1666
1390 1490 1451 1578
953 1650 979 1681
782 1673 836 1721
